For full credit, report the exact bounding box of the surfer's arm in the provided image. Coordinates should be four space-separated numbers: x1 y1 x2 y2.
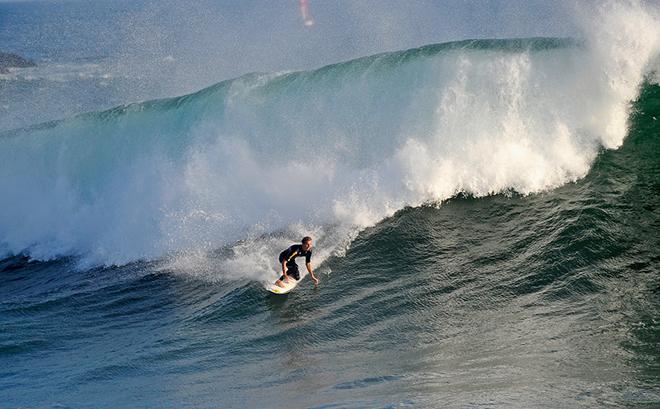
281 260 288 277
306 262 319 286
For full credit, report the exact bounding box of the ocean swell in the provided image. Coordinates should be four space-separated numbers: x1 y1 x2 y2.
0 2 658 272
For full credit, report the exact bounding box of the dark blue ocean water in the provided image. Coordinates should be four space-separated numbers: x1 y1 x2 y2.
1 1 659 408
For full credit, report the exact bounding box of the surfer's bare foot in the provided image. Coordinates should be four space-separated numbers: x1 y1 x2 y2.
275 280 285 288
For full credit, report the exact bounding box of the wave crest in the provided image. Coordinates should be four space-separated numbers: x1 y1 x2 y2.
1 3 658 269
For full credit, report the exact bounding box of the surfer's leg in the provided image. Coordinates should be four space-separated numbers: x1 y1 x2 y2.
274 264 299 287
288 264 300 281
275 255 288 287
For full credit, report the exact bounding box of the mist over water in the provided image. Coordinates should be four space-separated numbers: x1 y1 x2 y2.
2 0 579 132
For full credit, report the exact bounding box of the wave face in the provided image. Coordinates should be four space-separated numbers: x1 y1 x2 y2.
1 80 658 409
1 3 659 270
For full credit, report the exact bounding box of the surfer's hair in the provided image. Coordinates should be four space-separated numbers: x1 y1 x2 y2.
302 236 312 244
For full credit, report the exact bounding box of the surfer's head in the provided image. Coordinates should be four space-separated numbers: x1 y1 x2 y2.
302 236 313 251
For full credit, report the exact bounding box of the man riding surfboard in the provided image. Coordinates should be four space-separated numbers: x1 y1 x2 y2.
275 236 319 288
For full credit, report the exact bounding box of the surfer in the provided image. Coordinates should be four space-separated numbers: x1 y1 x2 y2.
275 236 319 288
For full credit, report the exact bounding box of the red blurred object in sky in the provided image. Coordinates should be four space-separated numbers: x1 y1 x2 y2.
300 0 314 27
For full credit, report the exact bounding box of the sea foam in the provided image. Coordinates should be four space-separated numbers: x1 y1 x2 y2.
0 1 658 280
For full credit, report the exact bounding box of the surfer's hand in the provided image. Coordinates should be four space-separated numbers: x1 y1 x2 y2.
283 275 289 283
312 276 319 287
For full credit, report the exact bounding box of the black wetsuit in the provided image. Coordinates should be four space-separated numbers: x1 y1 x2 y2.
278 244 312 281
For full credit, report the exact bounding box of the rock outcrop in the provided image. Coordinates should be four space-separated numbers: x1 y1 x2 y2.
0 52 36 74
